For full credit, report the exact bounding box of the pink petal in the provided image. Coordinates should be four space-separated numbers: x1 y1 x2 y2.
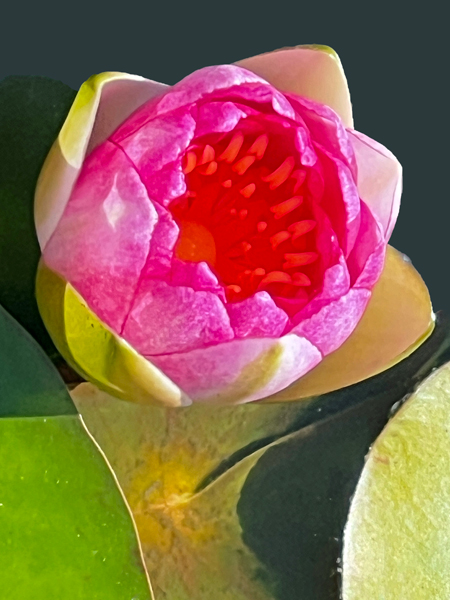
194 101 254 137
346 201 386 288
110 65 266 142
292 288 371 355
227 292 289 338
113 108 196 205
315 145 361 257
290 256 350 328
170 260 225 299
149 334 322 403
287 93 357 176
122 280 234 355
155 65 270 114
43 141 156 334
140 202 179 279
112 65 300 145
294 124 318 167
348 129 402 241
143 161 187 206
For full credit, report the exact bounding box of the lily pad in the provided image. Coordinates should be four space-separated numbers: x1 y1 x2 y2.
0 76 75 351
72 312 450 599
0 306 153 599
0 304 75 417
342 357 450 599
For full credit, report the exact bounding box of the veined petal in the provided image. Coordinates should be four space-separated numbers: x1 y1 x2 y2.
348 129 402 241
170 260 225 298
194 101 254 137
315 145 361 257
122 280 234 355
43 141 156 334
35 71 167 250
292 287 371 355
150 334 322 404
264 246 434 401
287 92 357 175
227 291 289 338
346 200 386 288
113 107 196 205
236 45 353 128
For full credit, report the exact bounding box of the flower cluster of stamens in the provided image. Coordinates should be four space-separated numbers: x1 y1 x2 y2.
170 121 320 304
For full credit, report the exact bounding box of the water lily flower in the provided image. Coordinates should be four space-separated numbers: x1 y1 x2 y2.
35 46 433 407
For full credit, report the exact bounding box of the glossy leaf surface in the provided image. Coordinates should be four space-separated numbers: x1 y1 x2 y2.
0 306 153 599
343 360 450 599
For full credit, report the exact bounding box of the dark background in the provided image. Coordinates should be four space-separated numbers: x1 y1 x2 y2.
1 1 448 310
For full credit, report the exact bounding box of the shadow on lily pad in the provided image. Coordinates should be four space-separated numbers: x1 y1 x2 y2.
237 312 450 599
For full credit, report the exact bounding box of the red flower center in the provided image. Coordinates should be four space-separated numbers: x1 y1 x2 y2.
170 117 323 307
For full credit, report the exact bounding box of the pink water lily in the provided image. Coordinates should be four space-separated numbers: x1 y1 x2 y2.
35 46 433 406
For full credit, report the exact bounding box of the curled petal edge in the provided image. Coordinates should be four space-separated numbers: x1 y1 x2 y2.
36 260 187 408
263 246 434 401
348 129 402 241
34 71 168 250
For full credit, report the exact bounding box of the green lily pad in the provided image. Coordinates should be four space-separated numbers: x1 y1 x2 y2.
72 312 450 600
342 352 450 598
0 76 75 352
0 306 153 599
0 304 75 417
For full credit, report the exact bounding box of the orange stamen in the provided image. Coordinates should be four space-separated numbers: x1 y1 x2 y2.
232 155 256 175
240 183 256 198
219 131 244 163
270 231 291 249
291 169 307 192
262 156 295 190
222 179 233 188
183 151 197 174
249 134 269 159
239 209 248 220
283 252 318 269
198 161 218 175
259 271 292 287
292 272 312 286
270 196 303 219
199 144 215 165
226 284 242 294
288 220 316 240
257 221 267 233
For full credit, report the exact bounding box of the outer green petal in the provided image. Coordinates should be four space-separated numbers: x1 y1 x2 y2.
36 261 186 407
34 72 167 250
236 45 353 127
